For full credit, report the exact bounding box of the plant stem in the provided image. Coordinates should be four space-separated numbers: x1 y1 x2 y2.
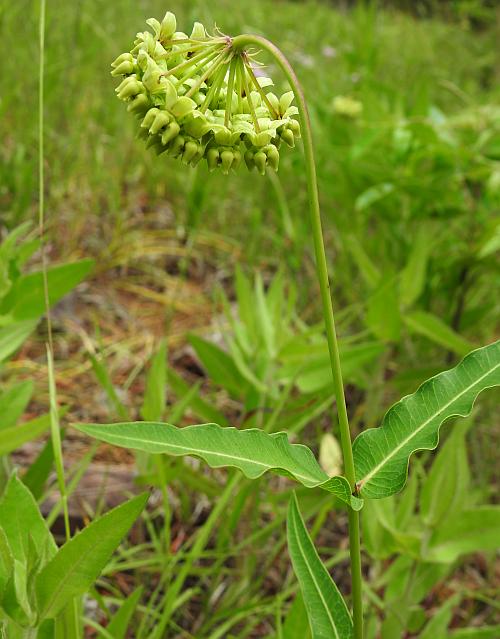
233 34 363 638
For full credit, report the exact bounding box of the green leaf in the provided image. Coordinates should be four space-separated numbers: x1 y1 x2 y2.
287 494 353 639
0 412 55 456
0 259 94 320
425 507 500 563
105 585 143 639
188 334 248 396
0 527 14 598
0 320 37 362
0 473 56 565
35 493 148 620
355 182 394 212
22 438 56 500
280 593 311 639
141 340 167 422
449 627 500 639
400 228 431 308
343 234 380 289
420 420 470 527
366 279 401 342
404 311 474 356
418 594 460 639
74 422 362 510
0 380 33 430
281 341 384 394
353 341 500 498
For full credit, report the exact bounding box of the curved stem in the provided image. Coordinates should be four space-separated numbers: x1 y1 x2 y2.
233 34 363 639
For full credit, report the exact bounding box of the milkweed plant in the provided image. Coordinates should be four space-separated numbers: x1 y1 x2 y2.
76 11 500 639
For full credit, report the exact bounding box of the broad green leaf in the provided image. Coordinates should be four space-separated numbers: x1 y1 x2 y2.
35 493 148 620
22 438 55 500
0 381 33 430
0 412 55 456
166 367 229 426
188 334 248 396
141 340 167 422
400 228 431 308
0 473 56 565
281 341 384 394
0 527 13 597
420 420 470 526
0 259 94 320
353 341 500 498
74 422 362 510
425 507 500 563
287 494 353 639
366 279 401 342
450 627 500 639
89 353 129 420
280 593 311 639
0 320 37 362
418 594 460 639
105 585 143 639
355 182 394 211
343 234 380 289
404 311 473 356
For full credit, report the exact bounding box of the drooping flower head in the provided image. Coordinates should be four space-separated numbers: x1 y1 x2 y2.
111 12 301 175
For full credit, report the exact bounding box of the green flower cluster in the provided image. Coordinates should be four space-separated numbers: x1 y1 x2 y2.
111 12 301 174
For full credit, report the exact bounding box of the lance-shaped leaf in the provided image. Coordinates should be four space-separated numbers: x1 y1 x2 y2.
353 341 500 499
287 494 353 639
74 422 362 510
35 493 148 620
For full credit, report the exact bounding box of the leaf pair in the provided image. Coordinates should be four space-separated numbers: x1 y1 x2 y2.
0 474 147 632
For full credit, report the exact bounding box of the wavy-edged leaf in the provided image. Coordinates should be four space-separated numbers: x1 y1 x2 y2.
74 422 362 510
353 341 500 498
35 493 148 619
287 494 353 639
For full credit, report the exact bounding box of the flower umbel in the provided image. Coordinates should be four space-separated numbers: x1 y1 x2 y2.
111 12 301 175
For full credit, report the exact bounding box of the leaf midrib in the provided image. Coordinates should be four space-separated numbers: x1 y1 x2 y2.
358 360 499 489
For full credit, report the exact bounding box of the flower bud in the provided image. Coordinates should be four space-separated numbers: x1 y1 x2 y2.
111 60 135 76
182 140 199 165
206 147 219 172
127 93 150 114
117 77 143 100
111 52 134 68
232 148 242 171
220 149 234 175
149 110 171 135
244 149 256 171
289 119 301 137
266 144 280 172
280 127 295 148
141 107 160 130
254 151 267 176
169 135 185 157
161 121 181 145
